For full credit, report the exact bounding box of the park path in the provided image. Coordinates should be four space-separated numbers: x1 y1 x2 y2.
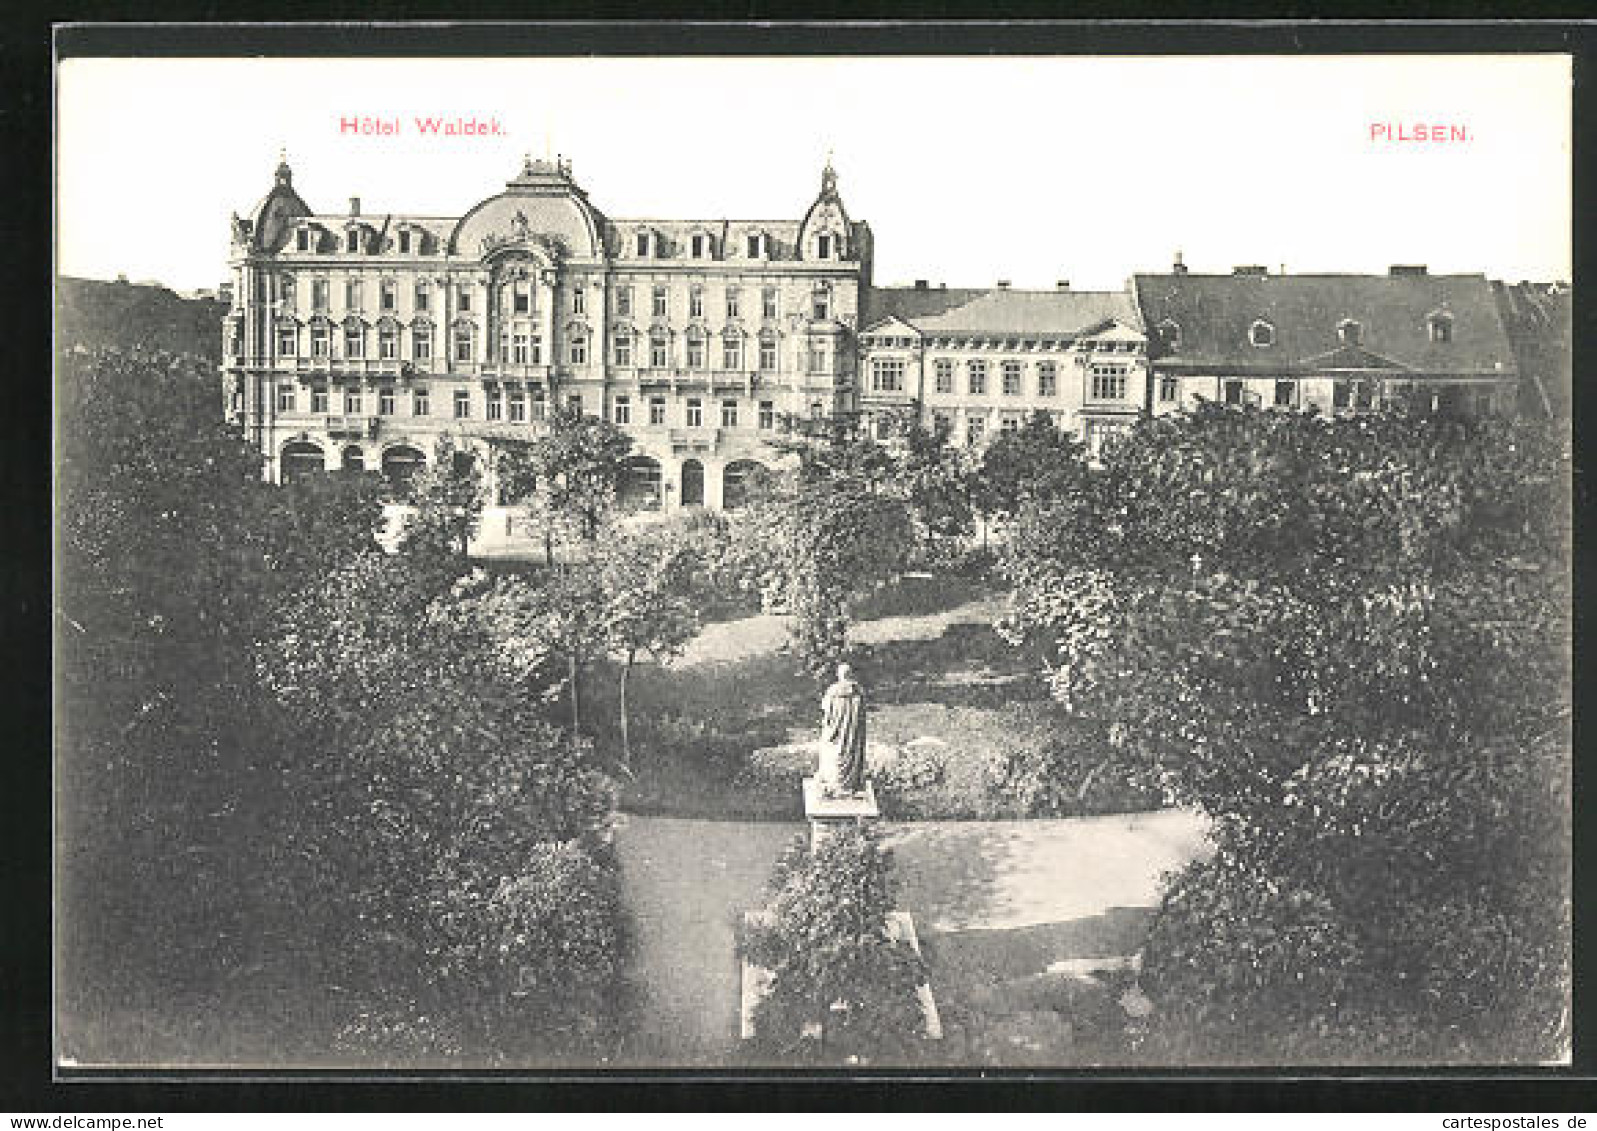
610 808 1209 1066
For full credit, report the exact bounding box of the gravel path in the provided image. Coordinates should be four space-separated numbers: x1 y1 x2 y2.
611 809 1209 1066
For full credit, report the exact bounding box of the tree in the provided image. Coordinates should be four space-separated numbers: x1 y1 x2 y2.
397 434 485 562
999 404 1570 1062
976 409 1091 525
497 405 634 547
887 413 977 561
742 826 929 1063
595 527 703 768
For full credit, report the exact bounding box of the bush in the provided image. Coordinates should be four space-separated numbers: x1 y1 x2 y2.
986 717 1167 818
742 826 929 1064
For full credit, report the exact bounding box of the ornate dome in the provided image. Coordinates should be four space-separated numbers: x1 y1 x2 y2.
449 156 605 260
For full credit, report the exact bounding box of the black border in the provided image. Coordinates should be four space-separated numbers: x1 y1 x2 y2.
13 16 1595 1113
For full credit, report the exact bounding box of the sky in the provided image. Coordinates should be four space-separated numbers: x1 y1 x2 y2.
56 55 1571 293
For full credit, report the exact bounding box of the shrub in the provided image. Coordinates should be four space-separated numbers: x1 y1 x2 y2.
742 826 929 1064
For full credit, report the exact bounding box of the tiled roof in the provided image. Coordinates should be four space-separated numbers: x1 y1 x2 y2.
1131 272 1516 376
864 287 1141 339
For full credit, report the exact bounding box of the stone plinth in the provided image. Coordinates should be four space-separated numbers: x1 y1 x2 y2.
803 776 880 851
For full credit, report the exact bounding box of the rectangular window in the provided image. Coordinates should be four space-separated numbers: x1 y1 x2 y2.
966 416 986 446
377 387 394 415
413 387 429 416
454 326 473 363
531 390 547 420
871 358 905 393
651 336 669 369
279 275 295 304
312 278 329 311
572 285 585 315
276 384 296 412
932 410 953 439
636 232 650 257
311 386 328 414
509 390 526 423
568 393 584 413
687 336 705 369
690 288 704 318
726 288 741 319
380 280 396 312
653 286 668 317
760 338 777 372
723 337 743 371
817 234 832 258
311 322 329 357
614 333 632 368
762 286 778 319
721 399 739 428
1274 380 1295 407
297 229 311 252
1002 361 1023 396
1159 375 1179 403
398 230 411 255
1001 415 1021 434
415 281 430 313
812 289 831 320
759 400 775 430
1223 379 1244 405
747 234 761 258
807 342 826 375
344 324 364 359
512 329 530 364
513 283 530 315
379 325 398 360
649 396 667 425
934 359 954 394
614 396 631 425
616 286 633 317
570 336 588 366
346 230 359 254
277 324 297 357
454 389 470 419
1037 361 1057 397
686 398 703 427
968 361 988 396
1354 381 1375 410
344 386 362 415
345 279 362 310
691 234 705 258
486 390 503 421
1092 365 1129 401
413 324 432 362
457 288 472 313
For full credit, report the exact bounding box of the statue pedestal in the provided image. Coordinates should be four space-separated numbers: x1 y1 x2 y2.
803 776 880 852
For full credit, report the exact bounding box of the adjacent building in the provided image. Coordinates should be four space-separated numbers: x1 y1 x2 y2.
225 155 871 510
1131 262 1520 420
858 284 1148 457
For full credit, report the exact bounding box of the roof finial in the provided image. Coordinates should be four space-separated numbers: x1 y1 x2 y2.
821 149 838 197
275 148 293 187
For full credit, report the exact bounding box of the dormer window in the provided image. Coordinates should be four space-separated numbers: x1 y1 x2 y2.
816 233 832 259
398 229 412 255
296 228 311 253
1338 319 1363 346
346 230 360 254
746 232 769 259
1250 320 1275 348
1158 319 1181 351
380 279 397 312
1428 312 1453 343
691 233 707 259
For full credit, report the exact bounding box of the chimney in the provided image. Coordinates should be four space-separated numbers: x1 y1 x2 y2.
349 196 361 217
1389 264 1428 276
997 280 1011 289
939 282 947 290
1233 265 1268 276
1056 280 1070 290
1173 250 1188 275
914 279 929 290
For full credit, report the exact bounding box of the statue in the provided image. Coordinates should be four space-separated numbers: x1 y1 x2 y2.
817 662 867 797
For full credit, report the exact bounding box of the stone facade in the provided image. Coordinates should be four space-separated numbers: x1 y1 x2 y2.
224 156 871 510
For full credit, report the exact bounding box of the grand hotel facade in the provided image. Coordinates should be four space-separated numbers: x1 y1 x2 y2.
224 157 1524 511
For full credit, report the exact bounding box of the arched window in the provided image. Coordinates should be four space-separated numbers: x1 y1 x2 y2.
812 284 832 321
759 329 778 373
650 328 670 369
722 329 744 371
1428 312 1454 343
1158 319 1181 351
343 318 365 359
377 318 399 360
1338 319 1363 346
452 320 475 363
1250 320 1275 348
686 326 706 370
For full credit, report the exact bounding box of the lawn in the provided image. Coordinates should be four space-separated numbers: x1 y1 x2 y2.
579 572 1164 822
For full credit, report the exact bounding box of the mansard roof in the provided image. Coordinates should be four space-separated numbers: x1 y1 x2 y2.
863 286 1142 341
1132 272 1517 376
